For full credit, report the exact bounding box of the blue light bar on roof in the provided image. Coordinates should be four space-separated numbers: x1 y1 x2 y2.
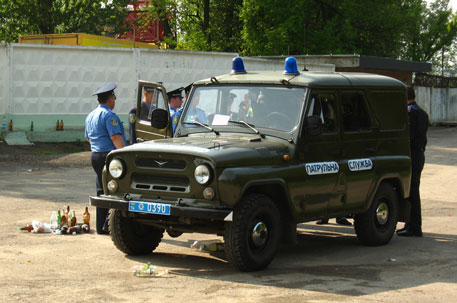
283 57 299 75
231 57 247 74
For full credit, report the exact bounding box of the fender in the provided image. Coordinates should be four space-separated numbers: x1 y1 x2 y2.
218 167 296 220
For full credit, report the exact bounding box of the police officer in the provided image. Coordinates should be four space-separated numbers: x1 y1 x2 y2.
168 87 184 132
139 87 156 121
85 83 126 234
128 106 137 145
397 87 428 237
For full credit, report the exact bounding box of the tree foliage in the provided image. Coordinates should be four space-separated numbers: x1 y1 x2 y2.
1 0 456 75
401 0 457 62
175 0 243 52
0 0 133 42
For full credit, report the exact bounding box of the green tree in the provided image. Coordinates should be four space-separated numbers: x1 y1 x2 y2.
401 0 457 62
0 0 133 42
240 0 421 57
176 0 243 52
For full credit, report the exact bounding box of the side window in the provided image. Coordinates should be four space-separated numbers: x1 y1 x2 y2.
341 92 371 132
307 93 337 133
368 91 407 131
139 87 167 123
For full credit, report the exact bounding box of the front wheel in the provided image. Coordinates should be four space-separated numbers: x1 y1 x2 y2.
224 194 281 271
354 183 399 246
109 209 164 255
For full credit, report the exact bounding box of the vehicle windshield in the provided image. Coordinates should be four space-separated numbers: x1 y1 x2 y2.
181 86 306 132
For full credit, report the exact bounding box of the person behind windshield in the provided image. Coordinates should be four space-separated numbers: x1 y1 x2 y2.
223 93 239 121
239 90 254 120
186 90 207 124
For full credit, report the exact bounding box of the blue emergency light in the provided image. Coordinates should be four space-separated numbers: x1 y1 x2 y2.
231 57 247 74
283 57 299 75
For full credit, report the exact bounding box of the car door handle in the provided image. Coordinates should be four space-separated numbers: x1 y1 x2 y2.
365 147 376 153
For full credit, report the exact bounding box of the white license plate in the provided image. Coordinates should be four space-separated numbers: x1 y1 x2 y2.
128 201 171 216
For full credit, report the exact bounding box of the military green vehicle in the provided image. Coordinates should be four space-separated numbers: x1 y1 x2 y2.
90 57 411 271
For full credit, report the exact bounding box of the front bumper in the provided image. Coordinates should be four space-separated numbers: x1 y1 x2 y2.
89 195 231 221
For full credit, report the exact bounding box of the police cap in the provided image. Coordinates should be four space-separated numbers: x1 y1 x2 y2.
93 82 117 96
167 87 183 99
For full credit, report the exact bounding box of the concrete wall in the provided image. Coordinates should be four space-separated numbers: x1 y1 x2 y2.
2 43 312 137
415 86 457 124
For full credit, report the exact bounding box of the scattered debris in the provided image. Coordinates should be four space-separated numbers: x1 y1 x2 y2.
190 240 224 252
20 206 91 235
133 262 169 277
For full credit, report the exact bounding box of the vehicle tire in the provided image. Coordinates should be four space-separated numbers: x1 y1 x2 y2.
224 194 281 271
354 183 399 246
109 209 164 255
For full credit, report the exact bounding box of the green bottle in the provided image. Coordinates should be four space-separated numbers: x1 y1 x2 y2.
57 209 62 228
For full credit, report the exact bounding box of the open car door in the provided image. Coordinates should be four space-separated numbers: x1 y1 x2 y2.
133 81 173 142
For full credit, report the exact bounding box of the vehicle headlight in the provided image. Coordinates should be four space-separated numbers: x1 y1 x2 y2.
194 164 212 185
109 158 125 179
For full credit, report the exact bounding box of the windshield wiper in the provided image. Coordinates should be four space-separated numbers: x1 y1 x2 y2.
228 120 265 138
183 121 220 135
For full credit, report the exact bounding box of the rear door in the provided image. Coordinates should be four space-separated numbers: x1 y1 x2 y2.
134 81 173 142
338 90 378 212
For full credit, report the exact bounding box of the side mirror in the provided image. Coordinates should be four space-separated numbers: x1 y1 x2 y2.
305 115 322 136
150 108 169 129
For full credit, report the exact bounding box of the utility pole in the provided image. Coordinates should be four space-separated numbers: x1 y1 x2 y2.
441 47 445 77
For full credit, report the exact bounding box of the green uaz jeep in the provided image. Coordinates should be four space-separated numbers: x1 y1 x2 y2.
90 57 411 271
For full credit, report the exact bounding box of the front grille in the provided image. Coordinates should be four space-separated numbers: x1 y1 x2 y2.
131 173 190 193
135 158 186 169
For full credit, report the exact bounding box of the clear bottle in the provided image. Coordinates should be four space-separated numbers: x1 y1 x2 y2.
50 211 58 230
68 210 73 227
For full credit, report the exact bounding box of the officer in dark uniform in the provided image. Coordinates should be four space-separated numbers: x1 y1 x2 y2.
128 107 137 145
397 87 428 237
85 83 127 234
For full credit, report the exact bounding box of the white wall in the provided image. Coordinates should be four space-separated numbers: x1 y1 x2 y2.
0 43 336 135
416 86 457 124
0 44 300 118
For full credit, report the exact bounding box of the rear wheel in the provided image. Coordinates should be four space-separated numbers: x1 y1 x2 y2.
354 183 398 246
109 209 164 255
224 194 280 271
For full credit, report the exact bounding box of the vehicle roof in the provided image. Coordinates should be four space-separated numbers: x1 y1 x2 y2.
193 71 406 88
